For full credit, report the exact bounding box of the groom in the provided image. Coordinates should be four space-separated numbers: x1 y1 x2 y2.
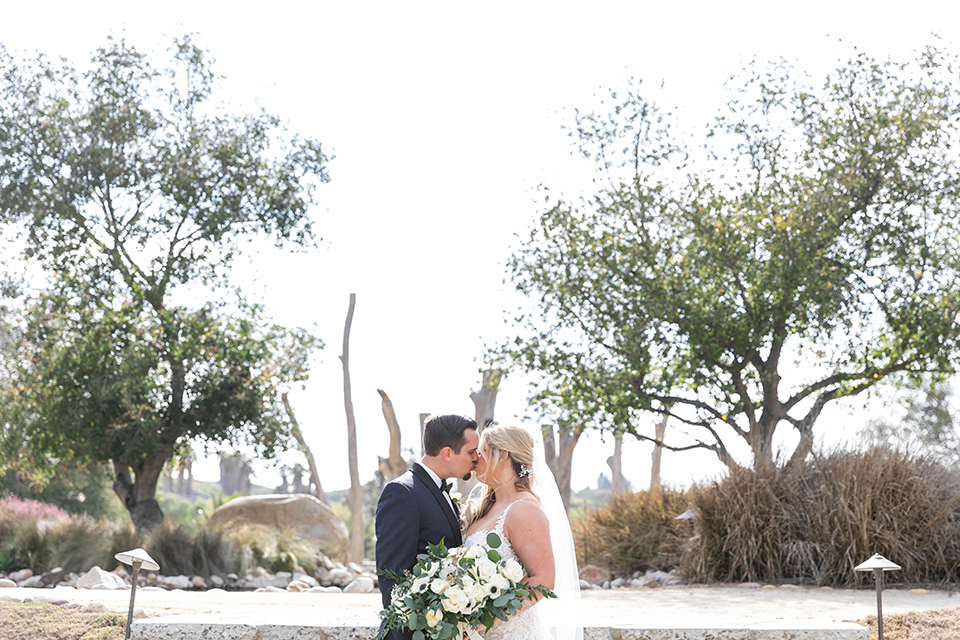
376 414 479 640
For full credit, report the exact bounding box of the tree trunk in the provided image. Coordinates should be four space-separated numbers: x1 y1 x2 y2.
419 413 430 457
542 423 581 511
377 389 407 481
341 293 364 564
463 370 503 495
606 435 625 495
112 456 166 535
282 391 328 504
650 415 668 500
470 369 503 431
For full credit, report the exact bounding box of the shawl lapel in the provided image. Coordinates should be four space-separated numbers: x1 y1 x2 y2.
412 463 462 547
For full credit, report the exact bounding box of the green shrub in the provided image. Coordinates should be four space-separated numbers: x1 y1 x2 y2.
686 446 960 587
574 489 691 574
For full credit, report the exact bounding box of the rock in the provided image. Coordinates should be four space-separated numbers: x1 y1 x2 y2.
610 578 624 589
343 576 375 594
210 575 224 587
206 494 349 562
77 567 126 590
10 569 33 582
40 568 68 587
191 576 206 589
762 584 777 589
287 580 310 592
293 573 319 588
307 585 342 593
157 575 191 590
634 575 659 588
738 582 762 589
779 584 803 590
134 608 146 618
66 602 82 609
19 576 43 588
578 579 592 590
908 588 930 595
81 602 108 613
226 573 239 581
601 581 610 589
255 586 285 593
578 565 613 585
0 579 16 588
347 562 364 574
326 569 352 586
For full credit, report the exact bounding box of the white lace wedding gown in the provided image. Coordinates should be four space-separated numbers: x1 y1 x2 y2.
463 501 544 640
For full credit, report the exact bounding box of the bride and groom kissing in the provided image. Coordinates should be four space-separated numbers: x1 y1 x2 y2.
375 414 581 640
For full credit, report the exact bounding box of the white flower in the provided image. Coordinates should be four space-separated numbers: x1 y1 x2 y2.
425 608 443 628
488 573 510 595
475 556 497 582
422 562 438 577
442 586 470 614
430 578 448 594
465 582 488 603
411 576 429 594
465 546 485 560
502 559 524 583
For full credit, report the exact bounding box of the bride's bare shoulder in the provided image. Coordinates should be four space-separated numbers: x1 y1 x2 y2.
504 497 548 526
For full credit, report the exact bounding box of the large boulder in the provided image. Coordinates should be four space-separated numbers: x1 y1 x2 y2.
206 494 349 561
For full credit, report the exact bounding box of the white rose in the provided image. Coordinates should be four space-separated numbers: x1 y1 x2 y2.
466 583 488 603
465 546 485 560
430 578 448 594
442 586 470 614
502 559 524 583
475 557 497 582
425 608 442 628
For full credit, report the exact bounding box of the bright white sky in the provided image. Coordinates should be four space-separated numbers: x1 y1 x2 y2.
2 2 958 492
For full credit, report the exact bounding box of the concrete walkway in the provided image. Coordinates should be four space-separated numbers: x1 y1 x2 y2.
6 583 960 639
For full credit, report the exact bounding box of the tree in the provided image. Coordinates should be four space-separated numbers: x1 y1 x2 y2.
862 375 958 465
0 37 329 532
503 47 960 471
340 293 364 564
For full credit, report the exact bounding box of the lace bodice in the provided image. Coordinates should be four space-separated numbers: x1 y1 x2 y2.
463 500 542 640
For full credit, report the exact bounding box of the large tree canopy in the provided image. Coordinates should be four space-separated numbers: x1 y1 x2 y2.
503 47 960 470
0 37 329 532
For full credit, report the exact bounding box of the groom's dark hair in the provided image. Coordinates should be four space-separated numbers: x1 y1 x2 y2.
423 414 478 456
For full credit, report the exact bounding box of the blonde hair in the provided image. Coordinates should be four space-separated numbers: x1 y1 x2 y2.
463 424 539 529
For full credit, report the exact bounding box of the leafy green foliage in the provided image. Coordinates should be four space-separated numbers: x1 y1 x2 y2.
502 48 960 469
0 36 329 532
862 375 959 465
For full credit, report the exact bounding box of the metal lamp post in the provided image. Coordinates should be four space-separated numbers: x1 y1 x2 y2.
114 548 160 640
854 553 901 640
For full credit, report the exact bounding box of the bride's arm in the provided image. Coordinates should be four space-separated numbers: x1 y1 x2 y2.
504 499 556 610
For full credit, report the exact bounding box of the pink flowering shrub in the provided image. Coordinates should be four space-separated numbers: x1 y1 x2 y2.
0 495 68 544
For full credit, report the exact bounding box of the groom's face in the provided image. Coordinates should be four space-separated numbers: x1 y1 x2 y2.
448 428 480 481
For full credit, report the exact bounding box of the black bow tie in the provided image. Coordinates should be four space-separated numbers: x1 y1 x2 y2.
440 480 452 494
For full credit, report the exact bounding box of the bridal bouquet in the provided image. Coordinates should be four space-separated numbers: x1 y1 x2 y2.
379 534 556 640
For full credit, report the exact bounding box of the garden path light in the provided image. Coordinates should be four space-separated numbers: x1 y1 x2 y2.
855 553 900 640
114 548 159 640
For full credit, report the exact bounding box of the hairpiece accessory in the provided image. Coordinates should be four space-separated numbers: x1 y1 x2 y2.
519 463 532 478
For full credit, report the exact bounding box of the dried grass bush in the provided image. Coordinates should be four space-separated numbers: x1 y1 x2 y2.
6 516 137 573
685 446 960 587
574 489 691 574
144 522 239 577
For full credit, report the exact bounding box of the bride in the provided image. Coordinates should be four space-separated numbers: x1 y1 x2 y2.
461 424 582 640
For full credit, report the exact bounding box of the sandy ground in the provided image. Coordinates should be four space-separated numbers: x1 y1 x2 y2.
3 583 959 628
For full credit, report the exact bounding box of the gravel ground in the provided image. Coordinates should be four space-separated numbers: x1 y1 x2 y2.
3 583 959 628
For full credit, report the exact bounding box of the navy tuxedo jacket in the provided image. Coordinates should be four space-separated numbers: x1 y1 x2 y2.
376 463 462 640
